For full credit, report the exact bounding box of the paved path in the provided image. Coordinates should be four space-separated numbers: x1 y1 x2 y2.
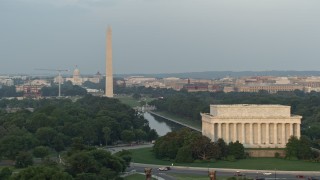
148 111 201 132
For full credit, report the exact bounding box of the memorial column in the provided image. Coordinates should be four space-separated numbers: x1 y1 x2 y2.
250 123 253 145
258 123 261 145
297 123 301 138
242 123 245 144
226 123 229 143
290 123 293 137
218 123 222 139
281 123 285 145
234 123 237 142
273 123 277 145
266 123 270 145
212 123 215 141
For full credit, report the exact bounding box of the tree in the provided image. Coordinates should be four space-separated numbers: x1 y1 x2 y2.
0 167 12 180
71 137 87 151
66 149 125 179
217 138 228 158
15 151 34 168
0 134 37 160
285 136 312 159
134 129 147 142
228 141 245 159
297 136 312 159
35 127 58 147
33 146 50 159
121 130 135 143
147 129 158 141
191 135 221 160
52 133 67 152
114 150 132 167
132 93 141 100
66 152 97 175
11 166 72 180
103 127 111 144
285 136 301 159
175 145 193 163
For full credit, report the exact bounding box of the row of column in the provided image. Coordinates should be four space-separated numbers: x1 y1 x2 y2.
211 122 300 146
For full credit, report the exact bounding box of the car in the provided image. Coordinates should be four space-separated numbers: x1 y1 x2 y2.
263 172 272 176
234 171 244 176
296 175 305 179
158 167 171 171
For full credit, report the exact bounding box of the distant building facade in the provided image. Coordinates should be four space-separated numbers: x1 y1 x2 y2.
65 67 101 86
236 84 304 93
201 104 302 148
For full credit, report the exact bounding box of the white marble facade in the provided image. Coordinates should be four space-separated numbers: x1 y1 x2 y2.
201 104 301 148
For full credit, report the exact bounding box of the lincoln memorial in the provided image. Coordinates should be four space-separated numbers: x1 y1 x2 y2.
201 104 302 148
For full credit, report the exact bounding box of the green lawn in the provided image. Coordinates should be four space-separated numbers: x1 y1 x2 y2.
130 147 320 171
168 173 233 180
116 96 155 108
152 111 202 130
116 96 141 107
123 173 156 180
168 173 210 180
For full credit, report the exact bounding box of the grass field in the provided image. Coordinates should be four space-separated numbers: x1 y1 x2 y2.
116 96 141 107
116 95 155 108
152 111 202 130
130 147 320 171
168 173 209 180
168 173 233 180
123 173 156 180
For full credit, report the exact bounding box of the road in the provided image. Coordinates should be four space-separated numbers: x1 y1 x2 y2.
127 163 320 180
105 144 320 180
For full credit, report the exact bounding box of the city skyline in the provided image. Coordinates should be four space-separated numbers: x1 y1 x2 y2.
1 0 320 74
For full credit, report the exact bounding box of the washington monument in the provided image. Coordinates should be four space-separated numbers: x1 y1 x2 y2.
105 26 114 97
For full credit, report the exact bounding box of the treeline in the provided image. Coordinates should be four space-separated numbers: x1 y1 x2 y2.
155 129 317 163
0 95 158 179
0 86 22 98
115 86 179 98
154 128 245 163
114 86 320 139
148 90 320 140
41 81 87 97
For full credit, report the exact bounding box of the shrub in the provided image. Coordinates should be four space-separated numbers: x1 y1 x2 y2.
175 146 193 163
15 152 34 168
274 152 280 158
226 155 236 162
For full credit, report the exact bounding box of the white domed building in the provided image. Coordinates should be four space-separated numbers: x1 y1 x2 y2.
66 66 83 86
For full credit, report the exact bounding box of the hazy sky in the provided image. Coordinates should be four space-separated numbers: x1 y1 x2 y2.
1 0 320 75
